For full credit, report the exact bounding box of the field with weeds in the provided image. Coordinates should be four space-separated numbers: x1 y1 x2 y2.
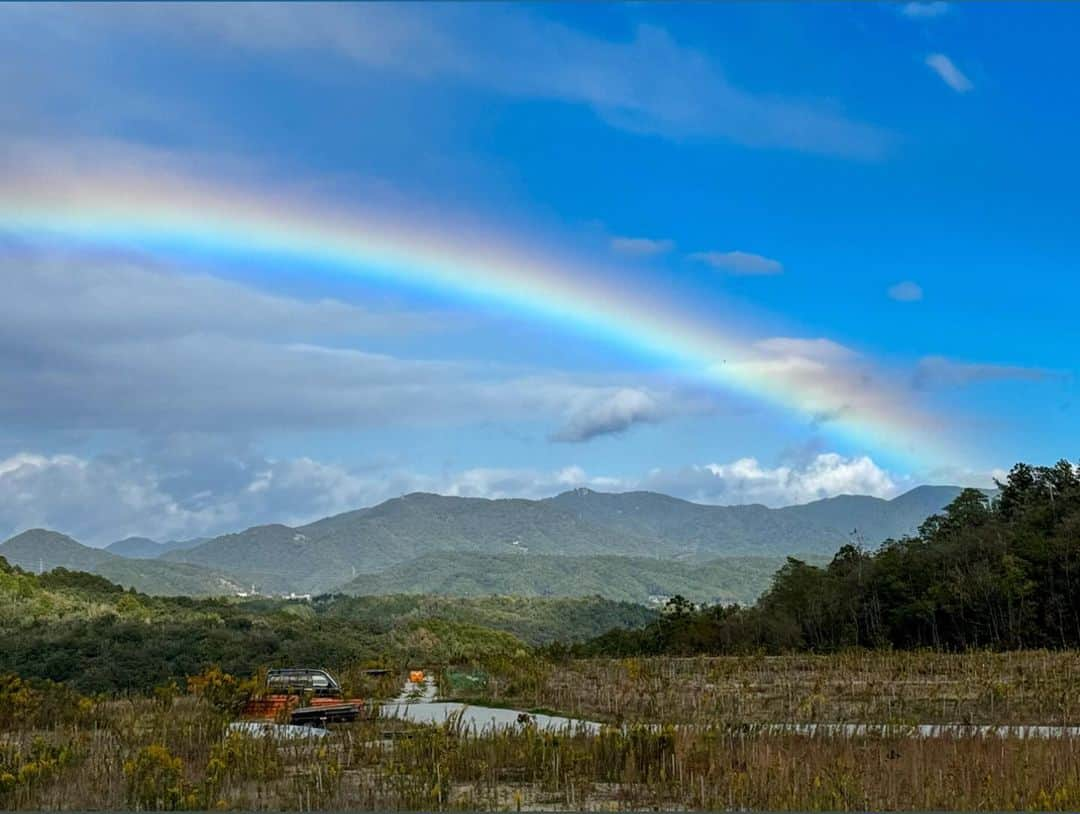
9 535 1080 809
6 653 1080 810
454 650 1080 727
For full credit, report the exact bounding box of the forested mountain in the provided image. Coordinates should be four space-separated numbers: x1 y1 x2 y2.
339 551 815 605
103 536 162 558
104 536 205 558
0 529 115 573
0 530 245 596
164 486 964 593
582 462 1080 655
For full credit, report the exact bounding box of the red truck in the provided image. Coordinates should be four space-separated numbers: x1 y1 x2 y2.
241 668 363 726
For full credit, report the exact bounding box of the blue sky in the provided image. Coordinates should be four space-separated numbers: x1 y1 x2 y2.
0 2 1074 544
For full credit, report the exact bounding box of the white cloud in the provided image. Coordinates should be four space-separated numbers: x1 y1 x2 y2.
913 356 1055 390
610 236 675 257
888 280 924 301
11 4 891 159
753 337 856 362
0 448 405 546
722 335 949 442
0 452 204 545
551 388 666 443
690 250 784 275
0 247 431 343
0 448 913 546
605 454 903 507
925 53 973 93
901 2 950 20
700 453 899 505
736 335 861 383
0 249 708 439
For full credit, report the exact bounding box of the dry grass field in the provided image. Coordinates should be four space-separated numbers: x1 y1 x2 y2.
6 652 1080 810
455 650 1080 727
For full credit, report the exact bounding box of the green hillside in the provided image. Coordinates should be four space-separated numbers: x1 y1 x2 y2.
0 555 655 693
165 487 964 594
0 529 245 596
93 559 245 596
313 593 656 645
0 529 114 572
164 494 662 592
104 535 206 558
337 551 808 605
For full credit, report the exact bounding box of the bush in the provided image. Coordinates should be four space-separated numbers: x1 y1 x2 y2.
202 732 282 805
0 673 93 730
123 744 190 811
0 674 37 729
0 737 76 806
186 667 254 715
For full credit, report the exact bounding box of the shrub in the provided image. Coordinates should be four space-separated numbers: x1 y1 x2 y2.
0 674 37 729
186 667 254 715
123 744 189 811
0 737 76 806
202 732 282 805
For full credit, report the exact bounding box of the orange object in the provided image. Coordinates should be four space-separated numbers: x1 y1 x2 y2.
240 668 364 723
242 694 364 721
409 670 425 683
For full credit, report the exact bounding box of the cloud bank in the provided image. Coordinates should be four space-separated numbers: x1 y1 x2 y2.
0 448 911 546
6 4 892 159
0 248 705 440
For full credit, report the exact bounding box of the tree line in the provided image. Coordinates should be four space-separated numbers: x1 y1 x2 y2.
577 461 1080 655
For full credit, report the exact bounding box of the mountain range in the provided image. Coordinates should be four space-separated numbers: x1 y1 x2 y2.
0 529 245 596
336 551 826 605
0 485 970 601
104 536 206 559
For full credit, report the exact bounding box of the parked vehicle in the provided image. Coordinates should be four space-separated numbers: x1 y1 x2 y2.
241 667 363 725
266 668 342 697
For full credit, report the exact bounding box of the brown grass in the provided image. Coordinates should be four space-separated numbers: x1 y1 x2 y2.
460 650 1080 727
6 651 1080 810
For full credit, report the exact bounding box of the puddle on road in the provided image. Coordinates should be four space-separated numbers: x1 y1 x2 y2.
382 675 600 734
379 676 1080 739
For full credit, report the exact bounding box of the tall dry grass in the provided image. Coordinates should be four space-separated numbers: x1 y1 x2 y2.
6 651 1080 810
463 650 1080 726
9 706 1080 810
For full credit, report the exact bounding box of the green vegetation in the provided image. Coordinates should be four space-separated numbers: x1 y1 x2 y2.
459 651 1080 727
104 536 205 558
339 551 811 605
4 459 1080 810
579 462 1080 656
158 486 961 593
6 657 1080 810
0 529 244 597
2 485 960 598
315 594 655 646
0 557 651 694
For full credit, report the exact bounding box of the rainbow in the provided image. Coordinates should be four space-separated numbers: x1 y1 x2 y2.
0 169 948 466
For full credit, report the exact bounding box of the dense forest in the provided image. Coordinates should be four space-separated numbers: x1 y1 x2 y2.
581 461 1080 655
